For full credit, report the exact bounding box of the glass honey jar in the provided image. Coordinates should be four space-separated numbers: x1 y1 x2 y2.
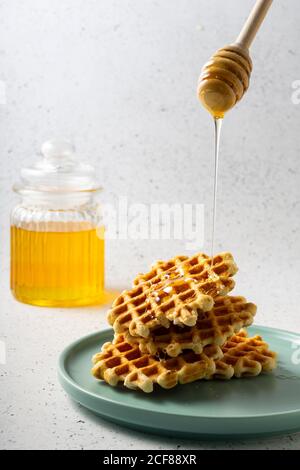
11 140 105 307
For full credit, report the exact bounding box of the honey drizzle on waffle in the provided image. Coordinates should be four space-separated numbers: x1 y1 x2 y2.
107 252 238 337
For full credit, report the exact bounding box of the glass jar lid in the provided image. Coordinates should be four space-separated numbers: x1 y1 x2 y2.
14 139 101 194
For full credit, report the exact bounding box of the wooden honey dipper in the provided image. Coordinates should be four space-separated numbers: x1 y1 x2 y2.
197 0 273 118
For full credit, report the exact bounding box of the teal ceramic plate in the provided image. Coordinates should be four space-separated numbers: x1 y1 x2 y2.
58 326 300 439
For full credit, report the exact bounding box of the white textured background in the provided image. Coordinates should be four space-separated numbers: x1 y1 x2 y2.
0 0 299 450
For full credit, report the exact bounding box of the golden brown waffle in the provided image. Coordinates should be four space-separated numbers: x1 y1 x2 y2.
91 330 277 393
92 334 223 393
124 296 256 357
208 329 277 379
107 252 238 337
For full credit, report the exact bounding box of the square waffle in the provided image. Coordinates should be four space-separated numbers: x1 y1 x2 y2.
123 296 257 357
107 252 238 337
91 330 277 393
209 329 277 379
92 334 223 393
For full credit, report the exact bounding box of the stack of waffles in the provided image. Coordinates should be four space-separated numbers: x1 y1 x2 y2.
92 252 277 393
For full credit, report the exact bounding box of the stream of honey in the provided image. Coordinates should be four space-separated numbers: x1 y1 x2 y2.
11 226 105 307
211 117 223 264
198 86 227 265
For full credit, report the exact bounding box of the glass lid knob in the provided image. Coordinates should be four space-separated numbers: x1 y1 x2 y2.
41 139 76 168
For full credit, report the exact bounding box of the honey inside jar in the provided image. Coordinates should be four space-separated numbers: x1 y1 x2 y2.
11 225 105 307
11 139 105 307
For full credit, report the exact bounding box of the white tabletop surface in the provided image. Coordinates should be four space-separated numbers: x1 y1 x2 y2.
0 0 300 450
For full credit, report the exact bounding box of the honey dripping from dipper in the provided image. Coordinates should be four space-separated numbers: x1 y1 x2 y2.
197 0 273 266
